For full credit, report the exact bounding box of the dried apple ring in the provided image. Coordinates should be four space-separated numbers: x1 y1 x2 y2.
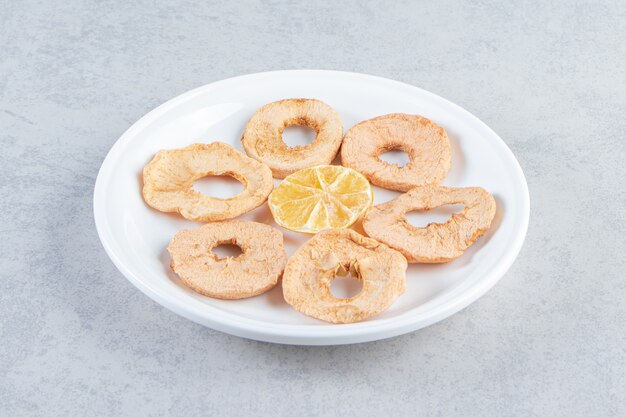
167 221 286 299
362 185 496 263
282 229 407 323
341 113 451 192
142 142 273 222
241 98 343 178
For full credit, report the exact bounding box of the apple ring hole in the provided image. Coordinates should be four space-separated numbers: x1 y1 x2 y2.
329 269 363 299
281 124 316 148
379 148 410 168
211 242 244 259
405 204 466 228
193 174 244 199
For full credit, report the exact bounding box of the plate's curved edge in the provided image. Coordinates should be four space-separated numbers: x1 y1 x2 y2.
93 70 530 345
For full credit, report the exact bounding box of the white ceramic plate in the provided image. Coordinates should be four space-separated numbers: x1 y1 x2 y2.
94 70 529 345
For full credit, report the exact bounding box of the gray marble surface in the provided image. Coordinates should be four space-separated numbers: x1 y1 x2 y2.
1 0 625 415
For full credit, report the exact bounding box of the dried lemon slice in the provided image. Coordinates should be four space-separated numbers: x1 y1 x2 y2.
268 165 373 233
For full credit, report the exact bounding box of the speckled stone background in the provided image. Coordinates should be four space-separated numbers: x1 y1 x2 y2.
1 0 625 415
